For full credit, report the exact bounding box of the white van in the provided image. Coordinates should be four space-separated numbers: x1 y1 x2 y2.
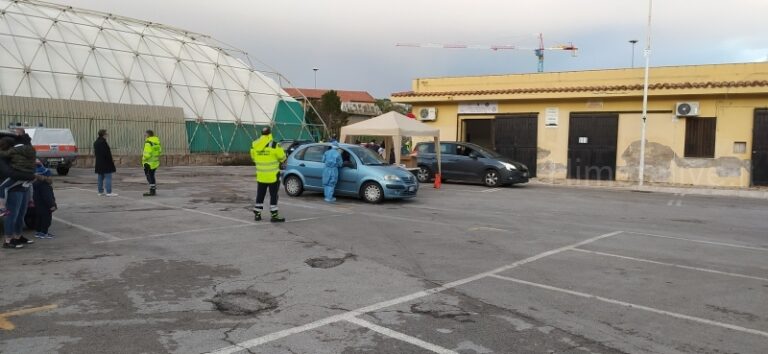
26 128 78 176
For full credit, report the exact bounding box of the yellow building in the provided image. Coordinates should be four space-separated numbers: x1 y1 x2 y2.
392 62 768 188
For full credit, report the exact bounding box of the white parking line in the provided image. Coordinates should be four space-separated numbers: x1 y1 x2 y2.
624 231 768 252
345 317 459 354
52 216 122 241
489 274 768 339
481 188 503 193
92 214 346 244
571 248 768 282
206 230 623 354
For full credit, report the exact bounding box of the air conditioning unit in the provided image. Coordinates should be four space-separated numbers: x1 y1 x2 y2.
418 107 437 121
676 102 700 117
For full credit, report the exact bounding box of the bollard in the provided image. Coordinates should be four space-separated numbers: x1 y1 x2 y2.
434 173 441 189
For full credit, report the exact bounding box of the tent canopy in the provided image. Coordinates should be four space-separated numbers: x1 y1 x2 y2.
340 111 441 177
340 111 439 138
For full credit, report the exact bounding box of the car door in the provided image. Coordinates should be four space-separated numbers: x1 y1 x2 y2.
336 148 359 194
296 145 327 188
438 143 460 179
455 145 486 181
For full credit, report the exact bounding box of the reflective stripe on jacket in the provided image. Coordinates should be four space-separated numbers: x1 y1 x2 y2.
250 134 286 184
142 136 162 169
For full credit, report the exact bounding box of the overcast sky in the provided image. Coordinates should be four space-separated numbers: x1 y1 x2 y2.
60 0 768 97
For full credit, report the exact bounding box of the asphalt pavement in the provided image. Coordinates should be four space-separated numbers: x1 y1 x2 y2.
1 166 766 354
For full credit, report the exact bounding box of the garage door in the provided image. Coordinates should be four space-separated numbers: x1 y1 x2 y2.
568 113 619 180
753 109 768 186
494 114 538 177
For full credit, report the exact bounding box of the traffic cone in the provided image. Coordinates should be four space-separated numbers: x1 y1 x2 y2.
434 173 441 189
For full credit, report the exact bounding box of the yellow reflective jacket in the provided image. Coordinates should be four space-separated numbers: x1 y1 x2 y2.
250 134 286 183
142 136 162 169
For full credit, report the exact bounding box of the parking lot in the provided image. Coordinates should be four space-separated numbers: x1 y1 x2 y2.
1 166 767 354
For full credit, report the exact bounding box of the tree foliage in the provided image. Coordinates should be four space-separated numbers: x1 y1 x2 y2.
375 99 409 115
314 90 348 138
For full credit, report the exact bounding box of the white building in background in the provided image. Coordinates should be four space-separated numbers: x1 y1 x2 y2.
0 0 318 153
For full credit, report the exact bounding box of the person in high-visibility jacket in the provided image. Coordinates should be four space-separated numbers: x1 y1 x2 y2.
142 130 162 197
250 127 286 222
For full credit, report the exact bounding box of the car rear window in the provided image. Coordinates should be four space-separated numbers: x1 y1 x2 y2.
417 143 434 154
300 146 327 162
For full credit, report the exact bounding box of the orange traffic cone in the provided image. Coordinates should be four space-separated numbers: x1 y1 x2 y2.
434 173 441 189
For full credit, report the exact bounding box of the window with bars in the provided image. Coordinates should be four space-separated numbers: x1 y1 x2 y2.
684 117 716 158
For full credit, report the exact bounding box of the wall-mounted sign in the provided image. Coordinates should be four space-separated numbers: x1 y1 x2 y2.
458 102 498 114
545 107 559 126
578 137 589 144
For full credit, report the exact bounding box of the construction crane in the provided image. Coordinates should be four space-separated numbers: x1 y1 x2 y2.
396 34 577 73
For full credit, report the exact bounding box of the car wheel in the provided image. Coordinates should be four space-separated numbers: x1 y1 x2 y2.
56 166 70 176
284 175 304 197
483 169 500 187
416 166 432 183
361 182 384 204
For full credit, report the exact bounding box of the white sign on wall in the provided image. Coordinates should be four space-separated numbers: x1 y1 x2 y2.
545 107 559 126
458 102 498 114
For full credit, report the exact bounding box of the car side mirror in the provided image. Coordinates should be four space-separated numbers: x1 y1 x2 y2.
469 152 479 159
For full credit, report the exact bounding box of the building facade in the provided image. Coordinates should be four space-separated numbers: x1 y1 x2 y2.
392 62 768 188
284 88 382 125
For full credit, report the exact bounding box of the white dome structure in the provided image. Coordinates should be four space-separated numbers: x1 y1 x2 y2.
0 0 319 153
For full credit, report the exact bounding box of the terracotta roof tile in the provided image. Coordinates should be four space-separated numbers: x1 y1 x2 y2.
391 80 768 98
284 88 376 103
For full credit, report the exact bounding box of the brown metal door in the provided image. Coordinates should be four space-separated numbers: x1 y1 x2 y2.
494 114 538 177
753 109 768 186
568 113 619 180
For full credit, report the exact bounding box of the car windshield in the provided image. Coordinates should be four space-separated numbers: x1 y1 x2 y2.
348 146 387 165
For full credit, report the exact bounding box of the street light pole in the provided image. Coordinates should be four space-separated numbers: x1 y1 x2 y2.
313 68 319 89
638 0 653 186
629 39 639 68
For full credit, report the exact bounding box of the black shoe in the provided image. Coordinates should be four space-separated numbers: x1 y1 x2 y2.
270 212 285 223
253 211 262 221
3 241 23 249
17 236 34 245
143 189 156 197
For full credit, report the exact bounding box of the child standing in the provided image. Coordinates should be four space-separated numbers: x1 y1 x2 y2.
0 137 36 216
33 161 57 239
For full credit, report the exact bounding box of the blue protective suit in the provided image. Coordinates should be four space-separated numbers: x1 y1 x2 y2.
321 147 343 202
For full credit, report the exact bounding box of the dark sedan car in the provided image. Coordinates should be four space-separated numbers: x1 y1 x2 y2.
413 141 529 187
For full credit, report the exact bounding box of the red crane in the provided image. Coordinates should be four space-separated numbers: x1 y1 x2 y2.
397 33 578 73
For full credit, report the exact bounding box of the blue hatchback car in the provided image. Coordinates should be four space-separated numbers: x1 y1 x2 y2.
282 143 419 203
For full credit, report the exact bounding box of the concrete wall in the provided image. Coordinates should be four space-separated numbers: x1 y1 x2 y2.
73 153 253 169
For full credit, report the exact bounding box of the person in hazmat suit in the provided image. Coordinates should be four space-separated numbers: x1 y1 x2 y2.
321 142 343 203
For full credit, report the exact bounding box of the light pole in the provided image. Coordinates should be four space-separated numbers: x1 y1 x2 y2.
313 68 319 89
638 0 653 186
629 39 639 68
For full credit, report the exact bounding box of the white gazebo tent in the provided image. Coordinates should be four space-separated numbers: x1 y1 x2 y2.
340 111 442 184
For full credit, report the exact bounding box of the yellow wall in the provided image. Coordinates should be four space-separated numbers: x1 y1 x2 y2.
406 95 765 187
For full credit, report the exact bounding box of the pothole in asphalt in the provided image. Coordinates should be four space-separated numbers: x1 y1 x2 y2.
305 253 356 269
410 302 474 321
209 290 278 316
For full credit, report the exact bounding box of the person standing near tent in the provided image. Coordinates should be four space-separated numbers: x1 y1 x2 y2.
321 142 343 203
250 127 286 222
142 130 162 197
